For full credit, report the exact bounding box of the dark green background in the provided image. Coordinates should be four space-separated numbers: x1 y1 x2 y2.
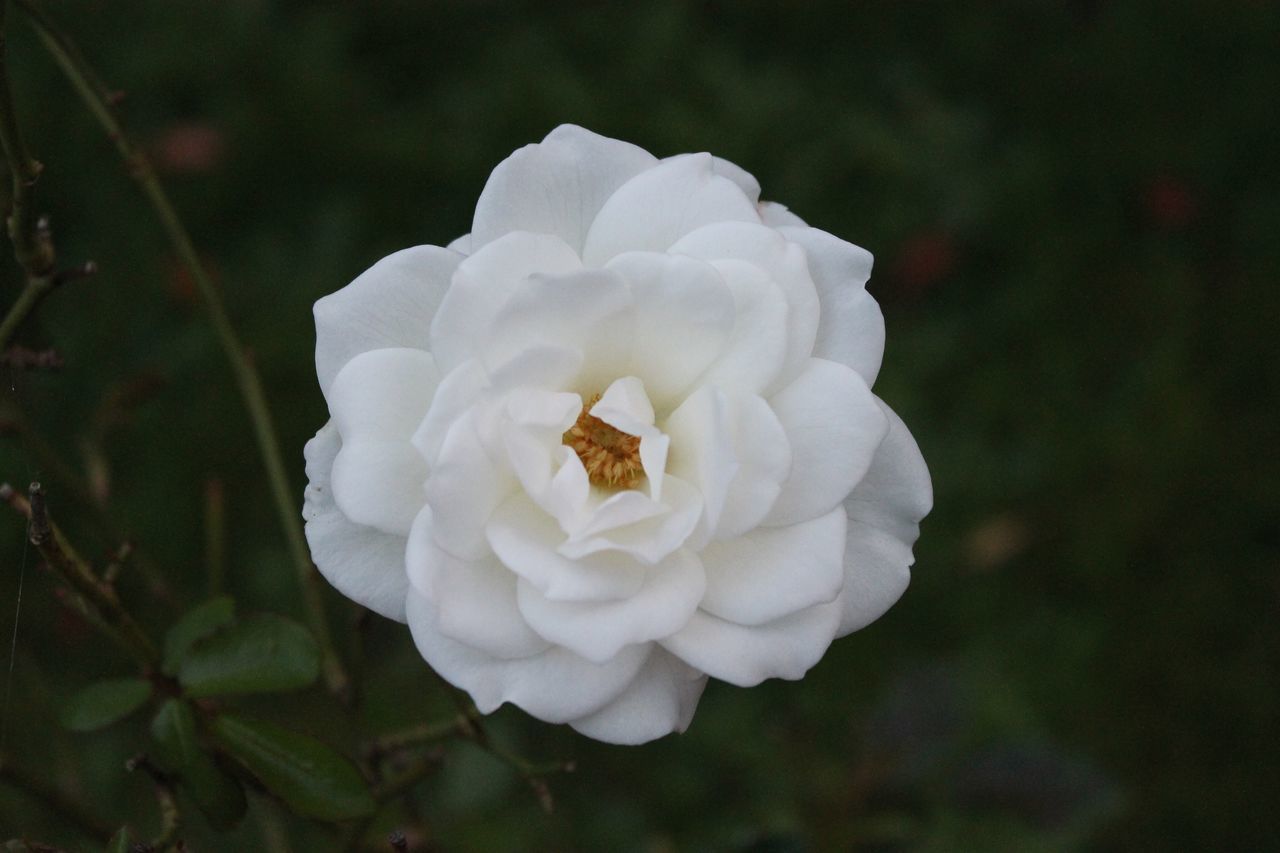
1 1 1276 850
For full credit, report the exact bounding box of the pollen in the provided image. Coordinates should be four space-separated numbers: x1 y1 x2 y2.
563 394 644 489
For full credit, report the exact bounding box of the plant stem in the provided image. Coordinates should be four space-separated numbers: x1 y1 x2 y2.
367 704 574 814
15 0 347 697
125 753 182 851
204 477 226 596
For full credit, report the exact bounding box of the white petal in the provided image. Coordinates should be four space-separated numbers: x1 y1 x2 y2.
429 231 582 373
764 358 887 526
423 410 515 559
496 392 583 508
487 494 646 602
661 600 842 688
696 259 790 395
637 434 671 503
845 398 934 541
581 154 760 266
758 201 807 228
330 439 427 537
406 590 649 723
663 152 761 203
558 475 702 565
838 521 914 636
565 489 668 545
569 648 707 744
405 507 548 659
670 221 819 392
590 375 655 433
837 399 932 636
605 251 736 408
446 233 472 255
483 269 633 389
501 422 558 504
715 393 791 539
411 359 489 466
700 507 845 625
517 547 704 663
545 447 591 530
485 344 585 393
472 124 658 253
329 348 439 442
315 245 460 396
662 386 737 545
302 422 409 621
779 225 884 385
504 388 582 432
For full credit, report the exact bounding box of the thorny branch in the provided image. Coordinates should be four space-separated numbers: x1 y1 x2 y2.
0 1 97 350
0 400 174 601
10 0 347 698
1 481 159 669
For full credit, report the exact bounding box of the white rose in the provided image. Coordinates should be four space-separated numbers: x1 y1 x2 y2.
303 125 932 745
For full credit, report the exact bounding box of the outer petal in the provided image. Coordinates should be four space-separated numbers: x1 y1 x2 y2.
326 348 437 535
764 358 887 526
661 600 842 688
302 422 409 622
700 507 846 626
779 225 884 385
406 591 649 723
315 245 460 397
331 440 429 536
663 152 761 202
837 399 932 636
329 348 439 442
759 201 807 228
472 124 658 253
446 233 472 255
406 507 548 659
516 548 705 663
581 154 760 267
569 648 707 744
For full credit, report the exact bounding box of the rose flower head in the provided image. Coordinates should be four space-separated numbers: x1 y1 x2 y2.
303 125 932 744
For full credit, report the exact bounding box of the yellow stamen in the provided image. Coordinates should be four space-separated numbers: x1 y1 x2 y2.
562 393 644 489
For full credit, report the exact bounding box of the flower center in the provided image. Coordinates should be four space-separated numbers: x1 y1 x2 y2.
563 393 644 489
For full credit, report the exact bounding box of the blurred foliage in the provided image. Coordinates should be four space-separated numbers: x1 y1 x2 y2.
1 0 1276 850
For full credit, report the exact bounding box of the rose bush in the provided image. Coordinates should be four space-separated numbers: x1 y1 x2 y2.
303 125 931 744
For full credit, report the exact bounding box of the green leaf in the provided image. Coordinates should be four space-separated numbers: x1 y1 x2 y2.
212 713 375 820
162 595 236 675
150 699 247 830
105 827 131 853
177 613 319 697
59 677 152 732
